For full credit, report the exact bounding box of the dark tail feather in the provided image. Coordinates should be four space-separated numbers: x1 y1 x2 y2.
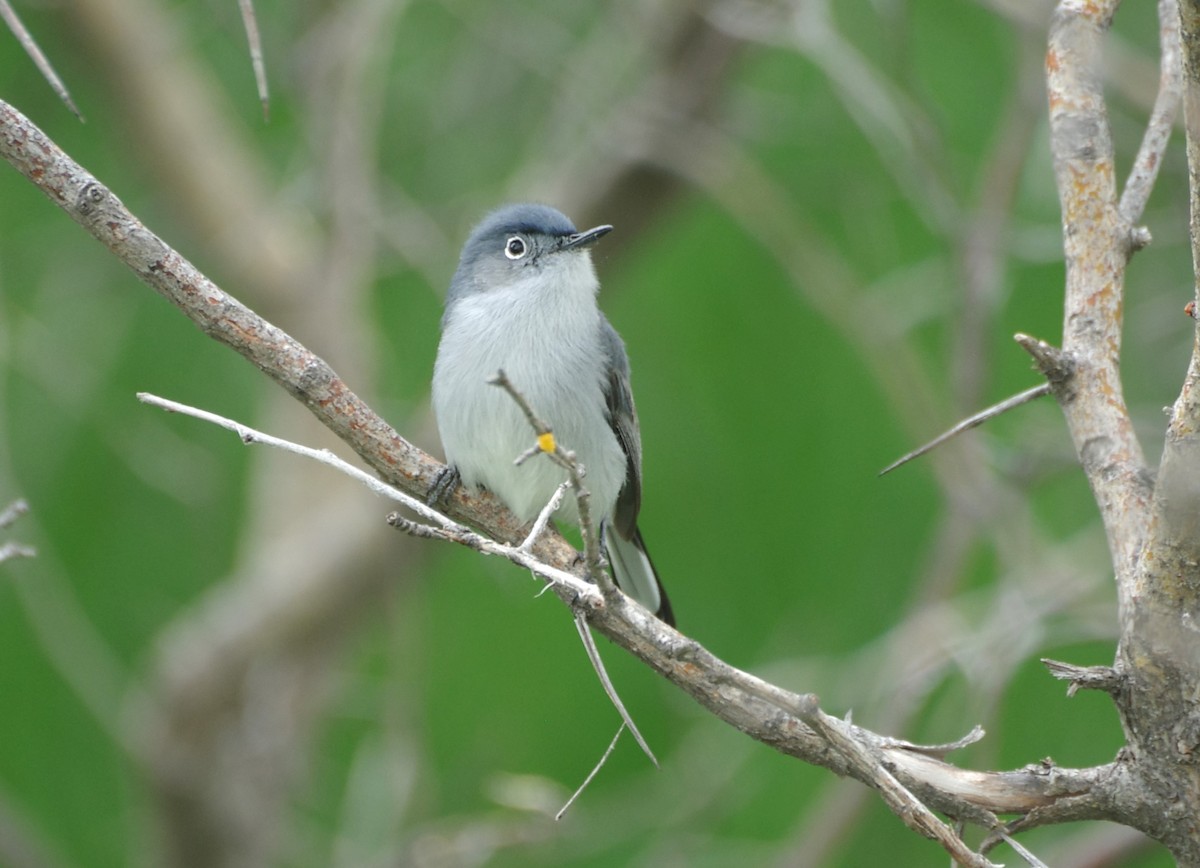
602 524 674 626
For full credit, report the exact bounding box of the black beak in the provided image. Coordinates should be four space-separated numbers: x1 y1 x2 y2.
559 224 613 251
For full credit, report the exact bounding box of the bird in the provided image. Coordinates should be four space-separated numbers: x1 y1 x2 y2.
431 203 673 625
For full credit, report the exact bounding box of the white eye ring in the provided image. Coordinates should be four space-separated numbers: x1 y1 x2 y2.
504 235 528 260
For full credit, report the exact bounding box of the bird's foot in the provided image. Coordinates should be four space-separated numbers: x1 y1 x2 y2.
427 465 461 507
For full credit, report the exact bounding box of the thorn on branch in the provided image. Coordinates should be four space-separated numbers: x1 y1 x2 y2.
1128 226 1152 253
1041 658 1123 697
880 385 1051 475
1014 333 1076 394
0 0 84 121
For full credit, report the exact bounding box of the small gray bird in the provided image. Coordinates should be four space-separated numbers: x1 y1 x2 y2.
432 203 673 625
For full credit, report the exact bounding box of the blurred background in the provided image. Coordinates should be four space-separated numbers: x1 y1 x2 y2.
0 0 1189 865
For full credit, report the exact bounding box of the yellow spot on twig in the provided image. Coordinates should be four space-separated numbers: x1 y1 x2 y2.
537 432 556 453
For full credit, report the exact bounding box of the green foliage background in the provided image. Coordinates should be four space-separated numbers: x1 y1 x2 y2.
0 1 1188 865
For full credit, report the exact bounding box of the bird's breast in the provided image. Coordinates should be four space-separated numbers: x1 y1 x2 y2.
432 281 625 522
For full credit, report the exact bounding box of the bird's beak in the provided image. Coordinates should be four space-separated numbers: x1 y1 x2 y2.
559 224 613 251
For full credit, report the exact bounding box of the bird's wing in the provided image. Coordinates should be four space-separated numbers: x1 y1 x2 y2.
599 318 642 538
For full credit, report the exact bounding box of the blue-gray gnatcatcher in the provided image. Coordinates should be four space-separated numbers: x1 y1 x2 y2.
432 203 674 625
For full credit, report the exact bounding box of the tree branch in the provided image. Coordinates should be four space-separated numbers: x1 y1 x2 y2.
136 394 1113 865
1118 0 1182 227
0 91 1163 861
1042 0 1152 604
1031 1 1200 861
0 98 555 559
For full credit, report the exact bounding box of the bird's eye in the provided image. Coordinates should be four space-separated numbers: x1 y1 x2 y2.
504 236 528 260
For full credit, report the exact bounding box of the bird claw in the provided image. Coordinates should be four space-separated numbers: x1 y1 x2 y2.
427 465 461 506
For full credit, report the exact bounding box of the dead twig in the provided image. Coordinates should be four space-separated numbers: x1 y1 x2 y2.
237 0 270 120
135 391 603 609
880 384 1052 475
1117 0 1181 228
0 0 82 120
488 369 611 592
572 613 657 767
556 722 626 820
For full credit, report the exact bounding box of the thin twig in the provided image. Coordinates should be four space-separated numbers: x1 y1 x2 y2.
138 392 439 520
880 384 1051 475
0 100 444 532
140 390 658 774
488 370 611 591
996 830 1050 868
556 722 626 820
0 0 83 120
487 371 654 765
802 710 998 868
136 391 603 608
520 482 569 552
573 612 657 766
236 0 270 120
879 725 986 759
0 98 1134 860
1117 0 1181 227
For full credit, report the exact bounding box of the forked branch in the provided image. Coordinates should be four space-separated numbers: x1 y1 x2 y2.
0 97 1131 865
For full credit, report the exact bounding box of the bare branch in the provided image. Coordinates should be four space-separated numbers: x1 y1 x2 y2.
880 384 1052 476
1118 0 1182 226
519 482 568 552
1149 0 1200 625
133 395 1111 859
572 613 657 767
136 391 604 609
0 98 561 570
556 722 625 820
1157 0 1200 489
0 96 1138 860
996 830 1051 868
800 711 999 868
136 393 435 519
1087 7 1200 861
1033 1 1200 861
1042 0 1152 591
489 369 611 593
1046 0 1144 348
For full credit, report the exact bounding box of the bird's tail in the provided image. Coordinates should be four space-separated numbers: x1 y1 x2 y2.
602 524 674 626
